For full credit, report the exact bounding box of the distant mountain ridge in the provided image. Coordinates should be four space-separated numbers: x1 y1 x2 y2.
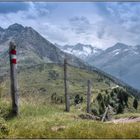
87 43 140 89
55 43 103 60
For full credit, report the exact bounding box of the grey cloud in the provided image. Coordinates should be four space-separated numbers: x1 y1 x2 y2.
46 31 68 43
69 16 92 34
96 25 106 39
128 23 140 34
38 24 69 44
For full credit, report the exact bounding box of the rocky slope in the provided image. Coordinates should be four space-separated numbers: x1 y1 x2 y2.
0 23 86 69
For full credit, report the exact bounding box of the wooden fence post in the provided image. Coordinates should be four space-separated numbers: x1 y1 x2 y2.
87 80 91 113
9 41 19 116
64 57 70 112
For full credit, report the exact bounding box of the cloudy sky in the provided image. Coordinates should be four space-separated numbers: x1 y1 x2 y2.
0 2 140 49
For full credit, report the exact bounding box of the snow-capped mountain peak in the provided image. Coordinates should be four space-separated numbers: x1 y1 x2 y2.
87 42 140 89
55 43 103 60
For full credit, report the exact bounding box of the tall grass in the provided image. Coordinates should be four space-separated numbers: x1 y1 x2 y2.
0 97 140 139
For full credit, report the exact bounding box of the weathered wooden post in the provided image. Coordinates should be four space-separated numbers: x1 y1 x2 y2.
87 80 91 113
64 57 70 112
9 41 19 116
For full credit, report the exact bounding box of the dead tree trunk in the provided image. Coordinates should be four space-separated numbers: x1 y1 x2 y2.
101 106 109 122
87 80 91 113
64 57 70 112
9 42 19 116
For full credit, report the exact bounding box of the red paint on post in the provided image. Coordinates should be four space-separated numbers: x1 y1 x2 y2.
11 59 17 64
10 49 16 55
10 49 17 64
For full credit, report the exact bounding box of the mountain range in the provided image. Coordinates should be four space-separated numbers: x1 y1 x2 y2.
55 43 102 60
58 42 140 89
88 43 140 90
0 23 139 95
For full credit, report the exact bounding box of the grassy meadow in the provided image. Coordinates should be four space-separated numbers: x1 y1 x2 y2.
0 98 140 139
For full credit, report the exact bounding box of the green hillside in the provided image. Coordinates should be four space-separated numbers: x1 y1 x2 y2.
1 64 115 98
0 63 140 138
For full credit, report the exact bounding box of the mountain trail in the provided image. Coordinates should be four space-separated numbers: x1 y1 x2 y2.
108 116 140 123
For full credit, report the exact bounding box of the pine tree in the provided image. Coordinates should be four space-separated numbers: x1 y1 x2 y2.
117 103 124 114
96 93 103 102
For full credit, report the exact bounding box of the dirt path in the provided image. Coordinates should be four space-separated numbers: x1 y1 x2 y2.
108 117 140 124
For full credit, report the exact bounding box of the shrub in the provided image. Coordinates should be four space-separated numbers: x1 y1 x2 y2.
91 108 99 116
96 93 103 102
133 98 138 110
74 94 83 105
51 93 64 104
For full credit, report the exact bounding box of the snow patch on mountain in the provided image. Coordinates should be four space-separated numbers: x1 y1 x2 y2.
55 43 103 60
112 49 120 56
114 52 119 56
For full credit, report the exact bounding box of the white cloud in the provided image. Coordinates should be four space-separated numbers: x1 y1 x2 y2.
1 2 140 49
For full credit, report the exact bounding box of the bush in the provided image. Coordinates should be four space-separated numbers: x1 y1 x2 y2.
91 108 99 116
133 98 138 110
74 94 83 105
96 93 103 102
51 93 64 104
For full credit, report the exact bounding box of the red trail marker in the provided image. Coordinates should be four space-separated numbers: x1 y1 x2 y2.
10 48 17 64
